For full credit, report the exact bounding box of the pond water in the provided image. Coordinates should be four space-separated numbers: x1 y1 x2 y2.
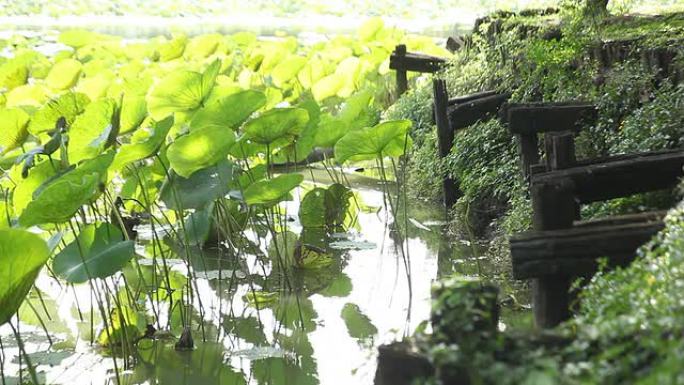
0 168 524 385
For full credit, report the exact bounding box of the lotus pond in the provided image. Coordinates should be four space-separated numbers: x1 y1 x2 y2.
0 20 524 385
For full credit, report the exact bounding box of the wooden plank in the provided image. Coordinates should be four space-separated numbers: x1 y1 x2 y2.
507 103 598 135
511 220 664 274
572 210 667 228
518 133 540 180
544 131 576 171
447 93 510 130
532 277 571 329
390 49 447 73
531 149 684 203
393 45 408 96
433 79 461 207
447 90 498 107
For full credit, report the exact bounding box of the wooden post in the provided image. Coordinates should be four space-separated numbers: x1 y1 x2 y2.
433 79 461 208
395 45 408 96
517 133 540 181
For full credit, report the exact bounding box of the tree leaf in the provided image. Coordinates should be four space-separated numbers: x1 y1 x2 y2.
167 125 236 178
190 90 266 131
53 223 135 283
334 120 412 163
243 173 303 206
0 108 30 155
45 59 82 90
146 59 220 120
0 228 49 325
112 116 173 171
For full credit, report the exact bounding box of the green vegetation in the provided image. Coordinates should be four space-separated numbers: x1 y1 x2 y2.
387 2 684 384
0 18 448 384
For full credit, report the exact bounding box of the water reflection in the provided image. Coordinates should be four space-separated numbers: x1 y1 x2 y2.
0 169 485 385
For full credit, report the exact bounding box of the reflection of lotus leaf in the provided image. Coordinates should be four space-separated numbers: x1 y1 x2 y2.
329 240 377 250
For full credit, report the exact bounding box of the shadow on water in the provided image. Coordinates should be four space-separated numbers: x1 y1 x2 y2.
0 167 528 385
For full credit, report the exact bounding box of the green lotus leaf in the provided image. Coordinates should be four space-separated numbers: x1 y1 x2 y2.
167 125 236 178
12 159 62 215
75 74 111 101
243 173 303 206
0 60 28 90
272 55 307 88
28 92 90 135
184 34 222 59
0 108 29 155
159 159 234 210
341 303 378 340
313 113 347 148
299 183 354 228
6 84 48 108
112 116 173 171
67 98 116 164
190 90 266 131
358 17 385 42
58 29 106 48
158 34 188 62
334 120 413 163
178 204 213 247
311 73 343 102
18 153 114 227
243 108 309 146
119 95 147 134
267 231 298 268
53 223 135 283
46 59 82 90
0 228 49 325
19 173 99 227
146 59 220 120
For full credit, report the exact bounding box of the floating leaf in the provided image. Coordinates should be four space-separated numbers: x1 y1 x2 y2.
243 108 309 146
146 60 220 120
184 34 222 59
167 125 236 178
0 229 49 325
45 59 82 90
53 223 135 283
112 116 173 171
334 120 412 163
6 84 48 108
159 160 234 210
0 108 29 155
58 29 105 48
190 90 266 131
243 173 303 206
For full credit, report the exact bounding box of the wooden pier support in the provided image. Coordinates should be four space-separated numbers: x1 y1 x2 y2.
390 44 447 96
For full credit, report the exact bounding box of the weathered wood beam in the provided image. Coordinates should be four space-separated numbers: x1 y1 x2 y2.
447 93 510 131
390 46 447 73
511 220 664 279
532 149 684 204
506 102 598 135
433 79 462 207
